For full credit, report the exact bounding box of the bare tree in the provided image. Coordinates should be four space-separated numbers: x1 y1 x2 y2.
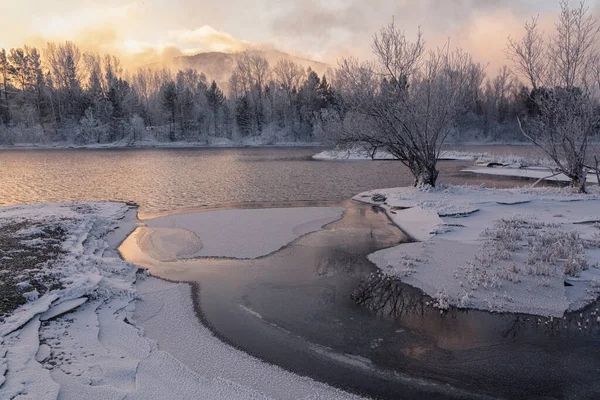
45 42 82 93
273 59 304 107
506 16 547 91
235 51 270 133
507 0 600 192
328 21 475 187
0 49 11 123
45 41 84 123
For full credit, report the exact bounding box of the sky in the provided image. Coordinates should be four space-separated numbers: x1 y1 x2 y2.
0 0 585 72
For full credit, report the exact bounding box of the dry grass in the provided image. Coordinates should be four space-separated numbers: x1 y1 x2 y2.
462 216 599 290
0 219 67 321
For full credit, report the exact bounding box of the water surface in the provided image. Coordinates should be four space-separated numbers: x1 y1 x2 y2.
122 201 600 400
0 145 553 214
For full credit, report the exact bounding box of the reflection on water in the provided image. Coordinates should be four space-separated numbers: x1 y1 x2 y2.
352 272 600 343
122 200 600 400
352 273 428 318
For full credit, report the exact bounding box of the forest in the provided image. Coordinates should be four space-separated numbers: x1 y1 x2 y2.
0 40 532 146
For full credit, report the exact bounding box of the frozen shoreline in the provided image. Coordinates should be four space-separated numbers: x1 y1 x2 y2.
355 185 600 317
0 202 360 399
463 164 600 185
312 148 479 161
0 138 322 151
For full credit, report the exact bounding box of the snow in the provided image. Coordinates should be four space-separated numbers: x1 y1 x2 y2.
313 148 396 161
140 207 345 259
0 137 322 151
382 207 443 241
1 317 60 400
39 297 88 322
355 185 600 317
464 165 600 184
0 202 362 399
312 148 479 161
134 276 364 400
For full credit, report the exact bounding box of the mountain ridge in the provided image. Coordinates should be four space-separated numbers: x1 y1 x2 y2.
166 49 330 89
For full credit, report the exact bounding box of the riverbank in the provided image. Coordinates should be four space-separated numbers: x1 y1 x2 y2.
0 137 322 151
356 185 600 317
314 145 600 186
0 201 361 399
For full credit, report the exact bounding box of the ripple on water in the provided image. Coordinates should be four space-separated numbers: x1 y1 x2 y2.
0 146 553 212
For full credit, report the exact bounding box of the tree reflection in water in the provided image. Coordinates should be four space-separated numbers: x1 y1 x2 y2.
351 271 600 341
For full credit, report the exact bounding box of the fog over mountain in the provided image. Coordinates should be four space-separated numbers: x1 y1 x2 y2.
164 49 329 89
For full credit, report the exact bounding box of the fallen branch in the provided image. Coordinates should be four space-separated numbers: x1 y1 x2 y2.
529 166 562 189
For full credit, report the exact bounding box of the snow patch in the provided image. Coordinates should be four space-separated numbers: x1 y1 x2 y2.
39 297 88 321
141 207 345 259
0 202 362 399
313 147 480 161
463 165 599 184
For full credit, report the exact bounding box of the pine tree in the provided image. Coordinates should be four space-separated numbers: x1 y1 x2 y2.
206 80 225 135
160 80 177 140
235 95 252 137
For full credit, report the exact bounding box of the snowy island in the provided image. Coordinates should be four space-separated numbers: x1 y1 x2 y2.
356 185 600 317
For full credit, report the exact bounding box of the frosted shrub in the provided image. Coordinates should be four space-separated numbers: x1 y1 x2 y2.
474 216 592 283
23 289 39 302
463 259 503 290
78 108 109 144
433 290 450 310
498 263 521 283
527 231 588 277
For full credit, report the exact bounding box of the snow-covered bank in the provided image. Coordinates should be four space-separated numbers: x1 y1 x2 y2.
0 201 139 399
463 165 600 185
0 137 322 151
134 277 364 400
313 146 562 167
0 202 361 399
312 148 478 161
355 186 600 317
139 207 345 259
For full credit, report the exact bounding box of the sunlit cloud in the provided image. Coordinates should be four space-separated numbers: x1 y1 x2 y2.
31 4 136 40
0 0 569 73
165 26 249 53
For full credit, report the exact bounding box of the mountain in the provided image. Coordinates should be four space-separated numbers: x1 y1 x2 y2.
166 49 330 89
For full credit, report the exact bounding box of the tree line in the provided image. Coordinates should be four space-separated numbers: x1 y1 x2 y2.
0 46 337 144
0 36 553 148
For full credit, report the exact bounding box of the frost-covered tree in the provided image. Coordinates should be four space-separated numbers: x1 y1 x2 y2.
235 52 270 133
327 22 477 187
0 41 338 144
507 0 600 192
206 80 225 134
235 95 252 137
0 49 11 123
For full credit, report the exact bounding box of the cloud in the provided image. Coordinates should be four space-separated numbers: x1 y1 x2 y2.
115 26 251 68
0 0 252 69
0 0 571 75
267 0 561 67
165 26 250 53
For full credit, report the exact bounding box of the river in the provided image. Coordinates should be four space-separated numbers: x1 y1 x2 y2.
3 145 598 399
0 145 548 214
